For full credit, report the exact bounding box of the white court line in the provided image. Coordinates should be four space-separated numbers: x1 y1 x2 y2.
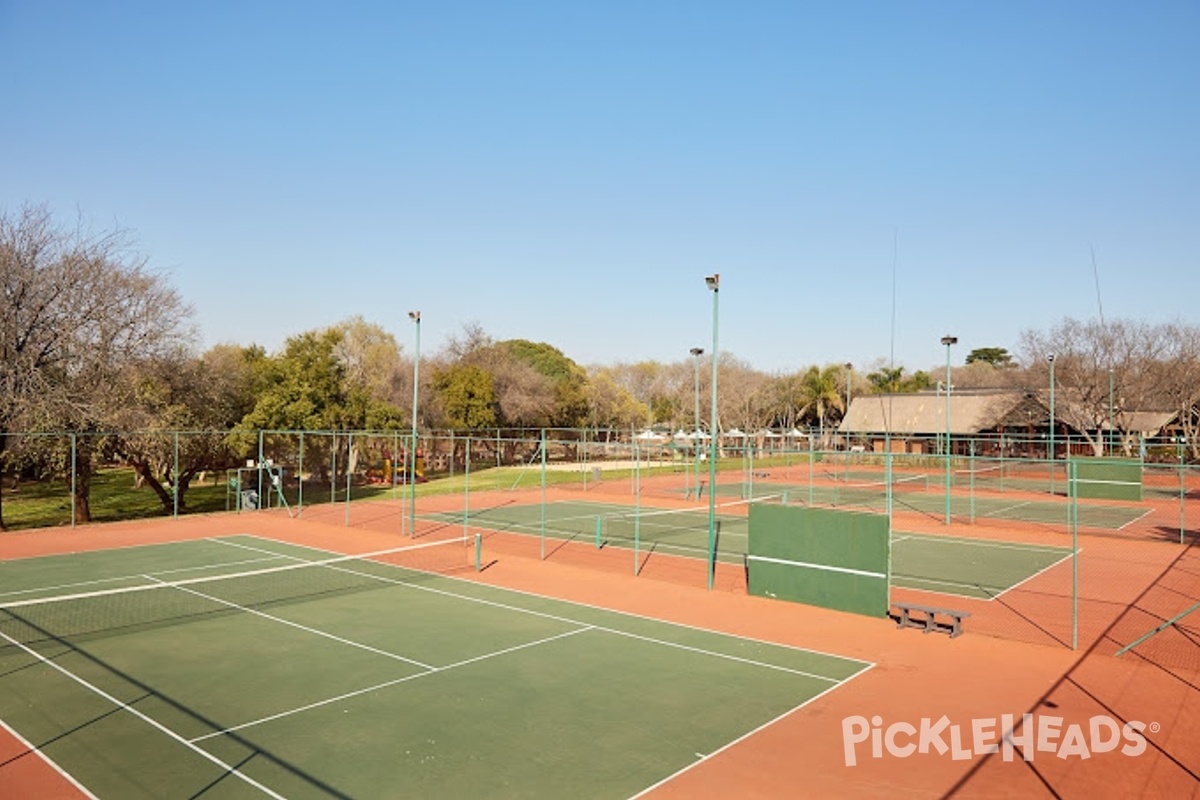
978 500 1033 518
0 630 286 799
142 575 434 671
0 535 259 565
893 532 1072 554
892 573 1000 599
993 549 1081 600
746 554 885 580
1117 508 1154 530
0 717 99 800
190 626 594 743
0 555 288 602
218 536 856 682
227 534 877 668
628 662 877 799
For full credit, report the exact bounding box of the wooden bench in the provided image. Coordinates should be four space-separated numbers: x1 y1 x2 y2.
892 602 971 638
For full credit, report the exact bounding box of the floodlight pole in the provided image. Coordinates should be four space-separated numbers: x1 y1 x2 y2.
409 311 421 537
844 362 853 451
705 274 720 590
1108 367 1115 456
941 336 957 525
691 347 704 501
1048 354 1056 495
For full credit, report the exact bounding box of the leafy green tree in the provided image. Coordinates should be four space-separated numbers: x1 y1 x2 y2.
798 365 846 445
236 327 405 433
502 339 590 427
867 366 905 393
865 366 932 394
904 370 934 391
584 370 651 430
110 346 264 513
432 364 497 430
965 347 1014 367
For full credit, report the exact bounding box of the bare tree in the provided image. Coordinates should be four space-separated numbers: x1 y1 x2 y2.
1020 318 1174 455
1153 321 1200 459
0 204 193 526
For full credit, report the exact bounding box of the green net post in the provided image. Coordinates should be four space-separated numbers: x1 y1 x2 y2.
782 490 789 505
595 517 602 549
474 533 482 572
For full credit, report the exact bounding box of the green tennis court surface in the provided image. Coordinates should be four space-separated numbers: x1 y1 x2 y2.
0 535 869 799
427 501 1076 602
890 532 1074 599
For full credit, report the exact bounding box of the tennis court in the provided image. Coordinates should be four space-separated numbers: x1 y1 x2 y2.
0 534 870 799
709 477 1149 529
889 532 1074 599
425 501 1076 603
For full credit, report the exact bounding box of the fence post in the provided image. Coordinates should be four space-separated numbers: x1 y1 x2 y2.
70 432 77 528
173 432 180 519
463 436 471 543
1070 459 1079 651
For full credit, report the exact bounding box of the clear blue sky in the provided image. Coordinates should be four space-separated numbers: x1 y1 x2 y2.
2 1 1196 375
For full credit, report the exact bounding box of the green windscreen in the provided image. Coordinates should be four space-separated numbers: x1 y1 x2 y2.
747 504 889 617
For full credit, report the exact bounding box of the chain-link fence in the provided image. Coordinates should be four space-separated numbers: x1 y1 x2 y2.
4 428 1197 652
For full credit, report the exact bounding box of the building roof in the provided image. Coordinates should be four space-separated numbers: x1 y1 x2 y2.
839 389 1178 437
840 390 1032 435
1122 411 1177 435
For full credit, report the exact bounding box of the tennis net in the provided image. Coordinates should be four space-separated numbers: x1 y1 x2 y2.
0 537 475 648
600 496 776 547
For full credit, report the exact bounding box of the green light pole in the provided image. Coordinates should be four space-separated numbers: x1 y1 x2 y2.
1048 353 1056 495
408 310 421 537
690 347 704 501
1108 367 1115 456
941 335 957 525
705 274 720 590
844 362 853 454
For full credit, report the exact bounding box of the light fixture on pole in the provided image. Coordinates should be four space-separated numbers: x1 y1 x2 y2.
408 311 421 537
705 274 720 590
690 347 704 501
940 336 957 524
1048 353 1056 495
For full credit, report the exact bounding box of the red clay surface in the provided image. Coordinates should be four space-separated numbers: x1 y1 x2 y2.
1 482 1197 798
